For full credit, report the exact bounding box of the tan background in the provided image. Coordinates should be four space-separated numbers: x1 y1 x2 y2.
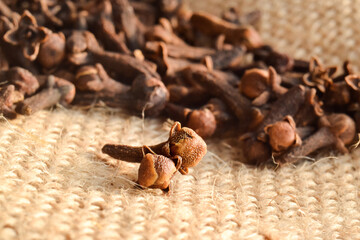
1 1 360 239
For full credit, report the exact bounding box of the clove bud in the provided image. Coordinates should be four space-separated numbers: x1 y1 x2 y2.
278 113 356 165
137 152 182 193
102 122 207 175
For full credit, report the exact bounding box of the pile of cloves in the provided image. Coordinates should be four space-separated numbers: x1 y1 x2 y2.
0 0 359 167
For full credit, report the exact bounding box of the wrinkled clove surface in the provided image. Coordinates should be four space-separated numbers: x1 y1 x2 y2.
137 153 181 193
102 122 207 176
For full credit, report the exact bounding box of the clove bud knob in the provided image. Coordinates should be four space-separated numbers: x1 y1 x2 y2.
137 153 181 193
264 115 301 152
168 122 207 174
320 113 355 146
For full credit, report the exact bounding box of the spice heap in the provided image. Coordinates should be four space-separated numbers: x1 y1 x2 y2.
0 1 358 166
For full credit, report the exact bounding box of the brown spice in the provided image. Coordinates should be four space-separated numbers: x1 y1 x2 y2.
278 113 356 165
263 115 301 153
102 122 207 175
137 152 182 193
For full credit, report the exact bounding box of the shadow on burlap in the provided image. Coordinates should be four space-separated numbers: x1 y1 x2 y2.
1 0 360 239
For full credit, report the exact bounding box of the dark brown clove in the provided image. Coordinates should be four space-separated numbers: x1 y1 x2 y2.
262 115 301 153
294 88 323 127
239 67 287 106
74 63 168 117
145 18 187 46
130 1 157 27
111 0 145 50
256 85 306 132
3 10 50 61
302 56 337 93
145 41 216 61
205 46 245 70
167 84 210 106
292 59 310 73
278 113 356 165
37 32 66 70
165 102 217 138
187 65 253 126
253 46 294 73
204 98 235 127
16 76 73 115
92 0 130 54
0 84 23 119
323 81 351 108
239 85 306 164
102 121 207 175
67 31 159 80
4 67 40 96
75 63 130 94
190 11 263 49
239 133 272 165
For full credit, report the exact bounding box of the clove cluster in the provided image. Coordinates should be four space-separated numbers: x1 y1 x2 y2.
0 0 358 166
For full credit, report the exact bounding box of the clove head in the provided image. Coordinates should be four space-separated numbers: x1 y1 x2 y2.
320 113 356 146
6 67 39 95
264 115 301 152
75 65 105 92
130 75 169 116
137 153 179 192
239 68 269 99
186 108 216 139
38 32 66 70
52 76 76 105
239 26 263 50
168 122 207 174
0 84 24 119
240 134 271 165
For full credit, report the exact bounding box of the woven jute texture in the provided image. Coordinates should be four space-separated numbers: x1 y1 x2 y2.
1 1 360 240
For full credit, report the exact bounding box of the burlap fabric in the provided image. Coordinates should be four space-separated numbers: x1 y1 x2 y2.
1 1 360 239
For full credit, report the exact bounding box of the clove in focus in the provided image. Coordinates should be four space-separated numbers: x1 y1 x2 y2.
102 122 207 175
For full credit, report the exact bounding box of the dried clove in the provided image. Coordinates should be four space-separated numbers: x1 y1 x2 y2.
111 0 145 50
145 40 216 61
137 152 182 193
239 67 287 106
102 121 207 175
92 0 130 54
187 65 253 125
255 85 306 132
167 84 210 106
74 63 168 117
206 46 245 70
302 56 337 93
253 46 294 73
278 113 356 165
37 31 66 70
294 88 324 127
262 115 301 153
0 84 23 119
16 76 73 115
165 102 217 138
3 67 40 96
190 11 263 49
3 10 50 61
